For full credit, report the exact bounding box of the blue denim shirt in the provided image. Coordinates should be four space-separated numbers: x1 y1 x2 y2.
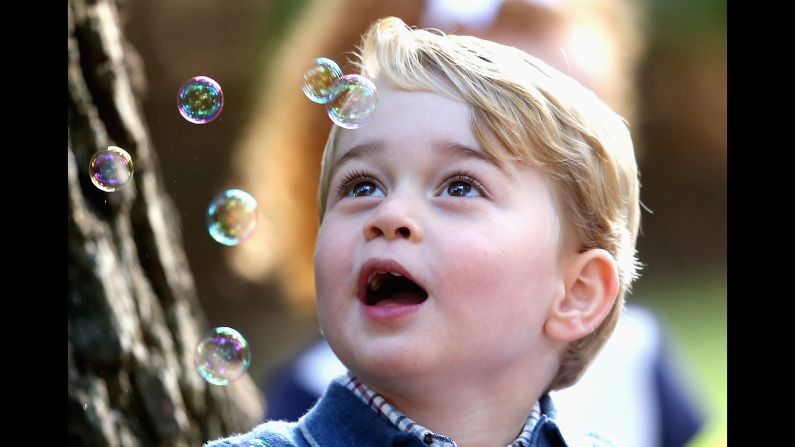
204 379 614 447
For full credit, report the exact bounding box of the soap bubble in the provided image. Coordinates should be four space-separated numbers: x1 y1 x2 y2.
194 327 251 386
207 188 258 246
326 74 378 129
302 57 343 104
89 146 134 192
177 76 224 124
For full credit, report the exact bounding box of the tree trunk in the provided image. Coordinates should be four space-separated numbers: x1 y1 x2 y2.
67 0 264 445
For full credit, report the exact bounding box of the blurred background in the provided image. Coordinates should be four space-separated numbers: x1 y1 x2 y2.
122 0 725 445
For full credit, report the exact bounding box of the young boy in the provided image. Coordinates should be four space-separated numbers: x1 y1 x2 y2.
207 16 640 447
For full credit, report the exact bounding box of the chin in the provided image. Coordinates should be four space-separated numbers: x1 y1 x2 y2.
333 334 432 381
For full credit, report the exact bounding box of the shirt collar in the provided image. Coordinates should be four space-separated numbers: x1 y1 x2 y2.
298 375 425 447
341 373 543 447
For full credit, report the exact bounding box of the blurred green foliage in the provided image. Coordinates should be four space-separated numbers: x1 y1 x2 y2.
648 0 726 45
247 0 313 97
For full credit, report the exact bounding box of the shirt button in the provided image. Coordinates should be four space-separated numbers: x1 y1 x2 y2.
423 433 433 444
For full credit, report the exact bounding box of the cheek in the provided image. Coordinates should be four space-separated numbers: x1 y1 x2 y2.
314 221 355 304
438 220 561 309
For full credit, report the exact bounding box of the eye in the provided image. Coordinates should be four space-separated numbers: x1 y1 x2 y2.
350 181 381 197
336 170 385 198
447 181 472 197
441 173 486 198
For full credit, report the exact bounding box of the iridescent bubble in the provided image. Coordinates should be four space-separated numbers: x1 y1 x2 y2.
207 188 258 246
177 76 224 124
89 146 134 192
326 74 378 129
302 57 343 104
194 327 251 386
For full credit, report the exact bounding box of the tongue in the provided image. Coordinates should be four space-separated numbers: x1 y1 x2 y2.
373 291 425 306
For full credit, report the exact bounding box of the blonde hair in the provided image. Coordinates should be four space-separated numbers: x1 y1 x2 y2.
317 17 641 390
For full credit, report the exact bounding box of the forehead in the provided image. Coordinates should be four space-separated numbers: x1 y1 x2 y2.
334 81 479 157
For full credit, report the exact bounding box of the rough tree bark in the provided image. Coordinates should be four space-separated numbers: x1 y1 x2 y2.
68 0 264 445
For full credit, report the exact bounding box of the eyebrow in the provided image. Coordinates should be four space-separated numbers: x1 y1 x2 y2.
328 140 506 179
329 142 381 178
442 143 514 180
441 143 503 170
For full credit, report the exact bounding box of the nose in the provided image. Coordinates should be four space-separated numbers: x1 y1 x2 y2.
363 196 423 242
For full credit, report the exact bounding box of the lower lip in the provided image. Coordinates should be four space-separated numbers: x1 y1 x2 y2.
359 301 423 320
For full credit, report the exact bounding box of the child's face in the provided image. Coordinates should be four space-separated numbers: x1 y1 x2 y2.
315 81 568 384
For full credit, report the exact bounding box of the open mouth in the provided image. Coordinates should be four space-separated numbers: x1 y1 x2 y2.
365 271 429 306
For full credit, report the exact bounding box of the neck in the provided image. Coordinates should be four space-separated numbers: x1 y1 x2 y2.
360 366 553 447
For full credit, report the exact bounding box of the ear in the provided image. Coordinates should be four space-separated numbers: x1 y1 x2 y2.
544 249 620 342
